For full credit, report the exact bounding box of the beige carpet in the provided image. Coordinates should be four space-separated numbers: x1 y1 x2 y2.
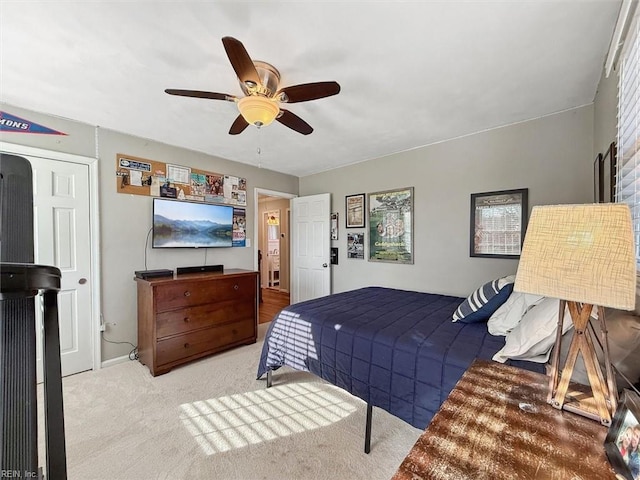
38 323 422 480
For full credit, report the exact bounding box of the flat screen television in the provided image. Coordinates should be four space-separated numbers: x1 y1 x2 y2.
152 198 234 248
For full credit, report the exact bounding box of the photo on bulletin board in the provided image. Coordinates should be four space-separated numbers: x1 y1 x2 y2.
160 184 177 198
206 174 225 202
167 164 191 184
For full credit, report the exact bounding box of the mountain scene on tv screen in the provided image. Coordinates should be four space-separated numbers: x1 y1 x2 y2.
154 215 232 247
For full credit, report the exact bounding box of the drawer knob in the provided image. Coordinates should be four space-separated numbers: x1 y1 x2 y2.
184 343 190 349
233 284 239 290
184 291 191 297
183 317 190 323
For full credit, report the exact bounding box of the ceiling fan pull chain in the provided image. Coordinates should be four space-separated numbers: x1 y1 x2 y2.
256 128 262 169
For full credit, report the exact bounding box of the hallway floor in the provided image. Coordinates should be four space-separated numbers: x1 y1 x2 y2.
259 288 290 324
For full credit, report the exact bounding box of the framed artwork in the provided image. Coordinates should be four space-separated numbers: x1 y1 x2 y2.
345 193 365 228
595 142 617 203
604 389 640 480
368 187 414 264
594 152 603 202
347 232 365 259
331 212 339 240
470 188 528 259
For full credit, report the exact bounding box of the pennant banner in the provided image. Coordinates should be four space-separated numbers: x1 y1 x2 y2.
0 111 67 135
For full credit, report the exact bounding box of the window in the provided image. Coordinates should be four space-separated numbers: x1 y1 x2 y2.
617 10 640 268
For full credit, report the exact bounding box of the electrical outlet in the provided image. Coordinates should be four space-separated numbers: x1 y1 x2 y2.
100 321 116 332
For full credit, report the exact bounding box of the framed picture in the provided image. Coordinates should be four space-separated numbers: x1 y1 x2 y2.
594 152 604 202
604 389 640 480
345 193 365 228
347 232 365 259
470 188 528 259
596 142 617 203
368 187 414 264
331 212 339 240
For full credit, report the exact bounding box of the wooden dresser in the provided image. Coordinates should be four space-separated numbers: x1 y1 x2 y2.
135 269 258 376
392 360 618 480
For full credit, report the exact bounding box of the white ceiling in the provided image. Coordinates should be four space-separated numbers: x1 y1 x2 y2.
0 1 621 177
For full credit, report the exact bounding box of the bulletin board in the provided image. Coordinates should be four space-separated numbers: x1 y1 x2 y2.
115 153 247 206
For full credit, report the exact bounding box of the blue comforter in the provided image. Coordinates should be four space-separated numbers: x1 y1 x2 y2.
256 286 543 429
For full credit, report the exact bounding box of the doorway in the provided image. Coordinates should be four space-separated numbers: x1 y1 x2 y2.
255 189 294 323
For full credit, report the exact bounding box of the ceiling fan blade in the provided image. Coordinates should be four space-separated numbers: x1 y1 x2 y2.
165 89 236 102
277 81 341 103
222 36 261 87
229 115 249 135
276 110 313 135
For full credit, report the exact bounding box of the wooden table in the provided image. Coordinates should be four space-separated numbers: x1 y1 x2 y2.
392 360 618 480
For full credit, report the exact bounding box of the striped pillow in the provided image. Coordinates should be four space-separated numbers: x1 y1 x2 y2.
452 277 514 323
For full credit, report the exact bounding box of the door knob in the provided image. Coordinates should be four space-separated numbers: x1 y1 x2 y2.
322 263 328 268
79 278 87 285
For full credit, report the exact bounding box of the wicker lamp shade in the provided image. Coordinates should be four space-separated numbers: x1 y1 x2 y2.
514 203 636 310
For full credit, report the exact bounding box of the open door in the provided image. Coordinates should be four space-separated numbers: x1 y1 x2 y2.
291 193 331 304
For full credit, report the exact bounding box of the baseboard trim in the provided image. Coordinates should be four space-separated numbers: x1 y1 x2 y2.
101 355 130 369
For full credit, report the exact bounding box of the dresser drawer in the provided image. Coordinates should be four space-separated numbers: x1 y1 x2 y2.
154 276 255 312
156 319 255 366
214 275 256 301
156 300 255 338
154 281 214 311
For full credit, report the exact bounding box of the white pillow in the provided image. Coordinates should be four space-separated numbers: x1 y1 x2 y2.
487 291 545 336
498 274 516 288
493 297 573 363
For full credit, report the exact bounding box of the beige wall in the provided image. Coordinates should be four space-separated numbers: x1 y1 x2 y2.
97 129 298 360
593 66 619 160
300 105 595 297
1 100 607 362
1 103 298 362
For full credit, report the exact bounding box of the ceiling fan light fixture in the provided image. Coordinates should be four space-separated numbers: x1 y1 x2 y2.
238 96 280 127
167 37 339 135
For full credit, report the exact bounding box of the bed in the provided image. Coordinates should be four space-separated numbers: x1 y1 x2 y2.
256 286 545 450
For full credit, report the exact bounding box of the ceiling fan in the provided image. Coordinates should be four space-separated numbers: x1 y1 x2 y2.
165 36 340 135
